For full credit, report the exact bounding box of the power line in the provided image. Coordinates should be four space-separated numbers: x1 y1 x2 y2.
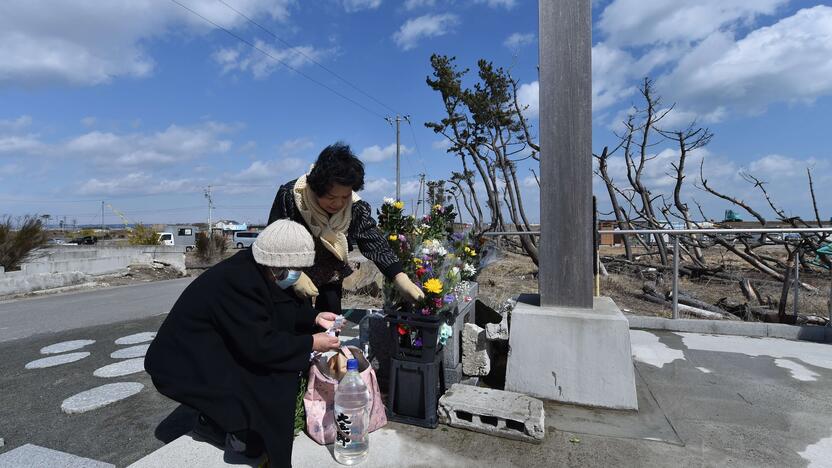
170 0 387 120
215 0 400 116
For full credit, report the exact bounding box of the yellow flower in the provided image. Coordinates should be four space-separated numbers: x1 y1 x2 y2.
388 234 398 241
433 204 442 211
413 258 422 264
469 250 477 257
394 201 404 210
423 278 443 294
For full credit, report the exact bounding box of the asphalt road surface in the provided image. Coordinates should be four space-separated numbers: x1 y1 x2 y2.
0 277 194 343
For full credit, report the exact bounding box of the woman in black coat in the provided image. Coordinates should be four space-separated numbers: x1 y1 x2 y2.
268 142 424 314
145 220 341 467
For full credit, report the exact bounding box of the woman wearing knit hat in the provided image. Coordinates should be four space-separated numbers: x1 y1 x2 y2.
145 219 342 467
268 142 424 314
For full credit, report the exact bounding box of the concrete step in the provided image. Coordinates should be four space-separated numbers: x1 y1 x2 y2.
0 444 114 468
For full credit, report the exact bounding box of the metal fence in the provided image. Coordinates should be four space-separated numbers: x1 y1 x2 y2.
482 227 832 322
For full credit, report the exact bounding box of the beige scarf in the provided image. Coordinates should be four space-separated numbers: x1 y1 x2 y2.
293 174 360 262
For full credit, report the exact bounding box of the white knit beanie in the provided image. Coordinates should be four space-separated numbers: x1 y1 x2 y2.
252 220 315 268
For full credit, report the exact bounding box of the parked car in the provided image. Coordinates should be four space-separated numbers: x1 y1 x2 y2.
233 231 259 249
157 232 174 246
70 235 97 245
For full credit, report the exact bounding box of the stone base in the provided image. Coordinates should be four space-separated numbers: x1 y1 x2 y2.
438 384 545 443
505 295 638 410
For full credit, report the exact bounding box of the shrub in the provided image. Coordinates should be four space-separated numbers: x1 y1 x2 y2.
0 215 48 271
195 231 227 261
128 224 161 246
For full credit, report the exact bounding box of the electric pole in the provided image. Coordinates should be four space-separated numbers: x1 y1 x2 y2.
204 185 214 257
385 115 410 201
101 201 105 231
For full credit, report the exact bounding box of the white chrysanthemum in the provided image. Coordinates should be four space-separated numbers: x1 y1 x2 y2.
383 197 396 205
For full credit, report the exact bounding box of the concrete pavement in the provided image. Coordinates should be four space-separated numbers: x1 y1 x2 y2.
0 277 193 343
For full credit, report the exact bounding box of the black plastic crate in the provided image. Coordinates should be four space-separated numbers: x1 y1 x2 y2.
386 311 443 363
387 350 445 429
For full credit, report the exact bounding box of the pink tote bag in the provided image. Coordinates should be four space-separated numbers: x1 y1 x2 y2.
303 345 387 445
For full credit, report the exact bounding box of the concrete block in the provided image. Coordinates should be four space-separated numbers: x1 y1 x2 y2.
442 282 477 370
438 384 545 443
485 313 509 341
506 295 638 410
462 323 492 376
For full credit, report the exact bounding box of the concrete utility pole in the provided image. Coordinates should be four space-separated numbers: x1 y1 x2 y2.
505 0 637 410
204 185 214 256
101 201 105 231
538 0 593 308
385 115 410 201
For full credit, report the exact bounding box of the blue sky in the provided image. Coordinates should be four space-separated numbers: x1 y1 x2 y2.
0 0 830 226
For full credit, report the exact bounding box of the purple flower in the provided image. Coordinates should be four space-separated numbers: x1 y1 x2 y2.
413 337 423 348
421 307 431 316
444 294 456 303
434 298 443 308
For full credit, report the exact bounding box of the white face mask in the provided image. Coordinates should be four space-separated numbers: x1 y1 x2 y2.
274 269 302 289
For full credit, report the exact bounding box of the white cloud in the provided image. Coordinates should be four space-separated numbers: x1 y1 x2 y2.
598 0 786 47
432 139 451 150
213 41 330 79
393 14 459 51
659 6 832 116
341 0 383 12
362 177 421 197
62 122 234 168
80 116 97 128
359 143 413 163
404 0 436 10
516 81 539 119
474 0 516 9
278 137 315 156
0 115 32 131
78 172 198 196
0 0 295 86
0 135 44 154
504 32 535 49
229 158 306 182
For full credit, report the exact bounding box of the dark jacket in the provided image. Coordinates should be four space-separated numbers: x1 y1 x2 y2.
145 249 318 467
268 179 403 286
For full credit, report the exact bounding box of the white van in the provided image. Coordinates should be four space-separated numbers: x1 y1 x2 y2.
157 232 174 246
233 231 259 249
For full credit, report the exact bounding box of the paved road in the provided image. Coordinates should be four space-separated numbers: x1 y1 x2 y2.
0 277 194 343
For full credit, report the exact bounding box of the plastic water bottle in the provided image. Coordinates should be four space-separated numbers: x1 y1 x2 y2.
334 358 370 465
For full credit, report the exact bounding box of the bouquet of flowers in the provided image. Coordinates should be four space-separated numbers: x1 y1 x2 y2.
378 200 481 349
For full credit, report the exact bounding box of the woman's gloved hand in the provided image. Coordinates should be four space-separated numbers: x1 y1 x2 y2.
393 272 425 302
292 272 319 298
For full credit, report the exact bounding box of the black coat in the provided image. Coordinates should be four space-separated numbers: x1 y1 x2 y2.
268 179 403 285
145 249 319 467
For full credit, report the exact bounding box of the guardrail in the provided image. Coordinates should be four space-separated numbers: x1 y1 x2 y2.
481 228 832 322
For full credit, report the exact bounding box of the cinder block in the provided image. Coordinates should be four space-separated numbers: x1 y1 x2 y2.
438 384 545 443
462 323 492 376
485 313 509 341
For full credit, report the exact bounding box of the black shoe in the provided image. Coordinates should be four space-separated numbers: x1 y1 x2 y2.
193 413 226 448
230 430 265 458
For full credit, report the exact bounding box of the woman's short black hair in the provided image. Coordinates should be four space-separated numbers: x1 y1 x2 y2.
307 142 365 196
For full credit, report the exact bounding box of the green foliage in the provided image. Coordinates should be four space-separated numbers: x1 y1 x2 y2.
195 232 227 261
0 215 48 271
420 204 456 242
294 375 307 437
128 224 161 246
